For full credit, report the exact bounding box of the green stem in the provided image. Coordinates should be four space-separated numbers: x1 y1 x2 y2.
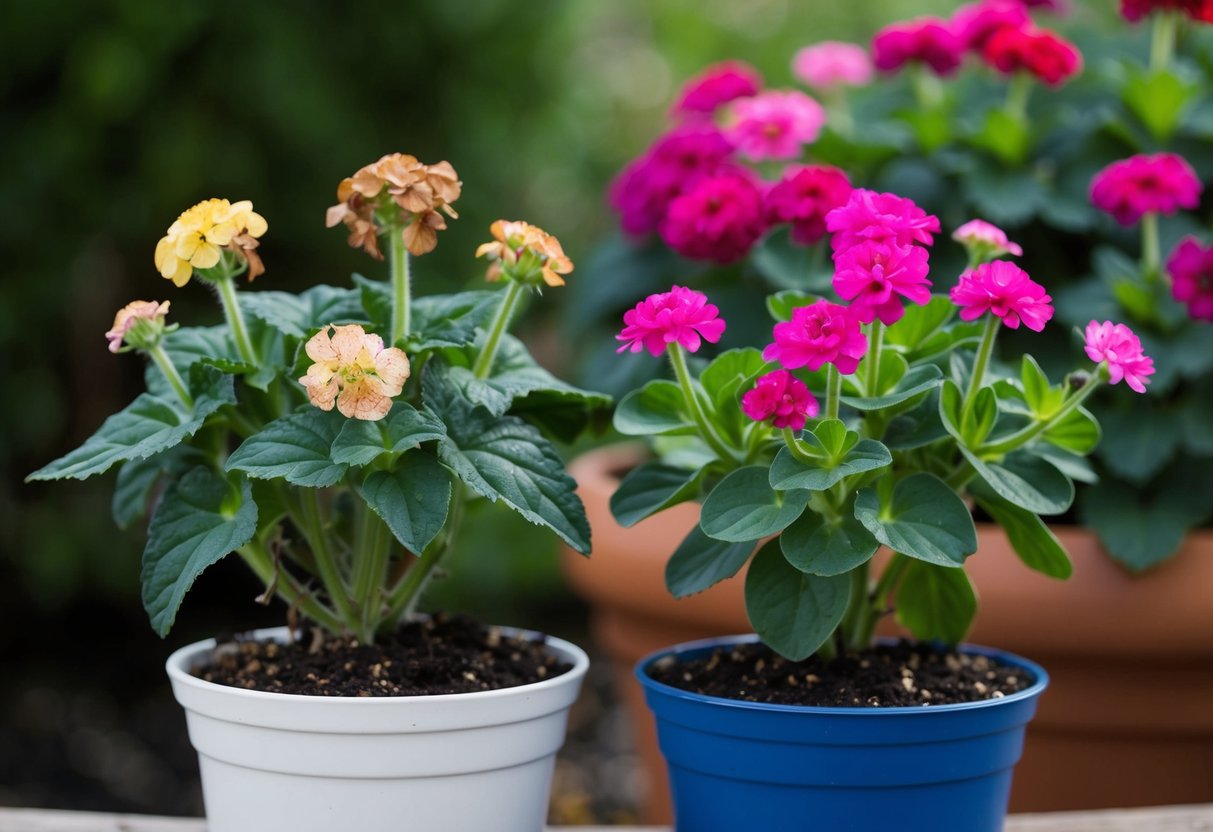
825 88 854 137
383 485 466 626
238 541 344 633
215 276 258 366
473 281 525 378
1150 11 1178 72
911 64 944 109
865 322 885 397
816 632 838 662
296 490 357 630
1004 72 1033 123
1142 212 1161 285
351 501 391 641
826 364 842 421
961 315 1001 421
843 561 872 652
982 375 1105 456
945 459 977 491
782 427 821 464
389 228 411 346
148 343 193 410
668 344 740 464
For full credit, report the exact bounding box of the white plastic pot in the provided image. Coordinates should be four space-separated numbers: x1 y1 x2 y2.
166 626 588 832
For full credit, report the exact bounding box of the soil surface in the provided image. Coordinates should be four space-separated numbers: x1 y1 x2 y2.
648 640 1033 707
194 613 571 696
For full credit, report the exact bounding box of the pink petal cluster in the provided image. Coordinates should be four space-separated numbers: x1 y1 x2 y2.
1089 153 1203 227
1165 236 1213 322
616 286 726 357
764 165 853 246
660 173 767 264
953 219 1023 259
609 125 738 236
950 261 1054 331
762 301 868 375
825 188 941 253
1121 0 1213 23
1084 321 1155 393
791 42 874 89
982 26 1083 87
726 91 826 162
872 17 965 77
672 61 763 118
951 0 1031 50
741 370 820 431
106 300 170 353
833 241 933 326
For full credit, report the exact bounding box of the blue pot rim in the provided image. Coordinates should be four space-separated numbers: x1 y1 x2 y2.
635 633 1049 717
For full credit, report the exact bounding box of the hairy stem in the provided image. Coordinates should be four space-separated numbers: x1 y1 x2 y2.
1141 212 1161 285
148 343 193 410
826 363 842 421
295 490 356 630
668 344 740 464
238 541 344 633
351 500 391 641
389 228 411 345
473 281 524 378
1150 11 1178 72
215 275 258 366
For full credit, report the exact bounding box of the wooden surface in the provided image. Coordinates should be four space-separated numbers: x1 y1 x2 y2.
1 804 1212 831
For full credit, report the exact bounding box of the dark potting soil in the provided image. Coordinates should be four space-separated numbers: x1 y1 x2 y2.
648 641 1033 707
193 613 571 696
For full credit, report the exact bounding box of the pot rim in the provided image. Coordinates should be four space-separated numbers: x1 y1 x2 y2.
635 633 1048 716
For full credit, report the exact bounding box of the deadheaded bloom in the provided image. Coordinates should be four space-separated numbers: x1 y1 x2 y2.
154 199 268 287
476 220 573 287
299 324 410 421
325 153 462 258
106 300 172 353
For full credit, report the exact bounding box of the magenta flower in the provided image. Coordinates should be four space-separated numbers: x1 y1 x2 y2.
950 261 1054 332
1165 236 1213 322
833 241 933 326
871 18 965 77
825 188 941 253
951 0 1030 51
742 370 820 431
616 286 726 357
1084 321 1155 393
1089 153 1203 227
792 42 874 89
952 219 1023 259
672 61 764 118
982 26 1083 87
660 173 767 264
726 91 826 161
764 165 853 246
763 301 869 375
1121 0 1213 23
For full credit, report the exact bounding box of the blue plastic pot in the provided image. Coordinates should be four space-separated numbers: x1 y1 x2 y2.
637 635 1048 832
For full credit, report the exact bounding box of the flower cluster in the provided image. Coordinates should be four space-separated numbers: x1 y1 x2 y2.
1090 153 1203 227
764 166 853 246
1166 237 1213 321
741 370 818 430
106 300 171 354
982 25 1082 87
792 42 873 90
872 17 965 76
476 220 573 287
299 324 411 421
1120 0 1213 22
726 90 825 161
154 199 267 287
950 261 1054 331
1084 321 1155 393
660 174 767 264
672 61 763 118
616 285 725 356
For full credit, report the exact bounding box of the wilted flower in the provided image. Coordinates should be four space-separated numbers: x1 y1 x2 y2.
953 219 1024 261
871 18 965 76
299 324 411 421
154 199 268 287
1090 153 1203 227
763 301 868 374
106 300 171 353
833 241 933 326
826 189 941 253
742 370 820 431
672 61 763 117
1120 0 1213 22
982 26 1083 87
764 165 853 246
476 220 573 287
950 261 1054 331
616 286 726 356
791 42 874 89
660 173 767 264
726 90 826 161
1165 237 1213 322
951 0 1031 51
1084 321 1155 393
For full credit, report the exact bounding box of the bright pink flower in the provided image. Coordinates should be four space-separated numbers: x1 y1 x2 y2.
609 125 738 236
1166 236 1213 322
1089 153 1203 227
872 18 965 77
952 219 1023 259
763 301 869 375
792 42 874 89
1121 0 1213 22
616 286 726 357
950 261 1054 331
672 61 764 117
982 26 1082 87
1084 321 1155 393
660 173 767 264
742 370 819 431
764 165 853 246
825 188 941 253
726 91 826 161
951 0 1031 51
833 241 933 326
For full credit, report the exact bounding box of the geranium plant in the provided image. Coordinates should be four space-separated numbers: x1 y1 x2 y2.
609 190 1153 659
28 153 608 643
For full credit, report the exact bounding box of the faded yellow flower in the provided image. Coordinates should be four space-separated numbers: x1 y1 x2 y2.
106 300 171 353
475 220 574 287
154 199 268 287
298 324 410 421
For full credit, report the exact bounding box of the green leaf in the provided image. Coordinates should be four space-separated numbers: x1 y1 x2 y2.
239 285 367 338
665 526 756 598
884 296 955 353
841 364 942 411
699 348 768 415
965 386 999 448
768 440 891 492
1035 445 1097 484
1021 356 1063 417
613 380 694 436
973 486 1072 579
610 462 705 527
28 365 235 482
855 473 976 567
141 468 258 636
744 540 850 660
962 163 1047 226
360 452 452 554
960 447 1073 515
407 289 501 352
330 403 447 466
112 446 196 530
813 419 856 457
894 561 977 645
780 510 879 577
766 289 824 322
1123 65 1196 141
1043 406 1100 455
225 409 347 487
971 109 1029 165
884 392 949 450
1096 403 1179 484
751 227 834 292
700 466 810 542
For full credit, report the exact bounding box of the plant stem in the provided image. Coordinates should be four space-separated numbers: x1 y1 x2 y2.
1150 11 1178 72
826 364 842 421
1141 212 1161 285
961 315 1001 421
215 275 258 366
147 343 193 410
668 344 740 464
825 88 854 137
1004 72 1033 123
816 632 838 662
389 228 411 345
296 490 357 630
383 484 466 626
865 322 885 397
843 561 872 652
238 541 344 633
982 375 1105 456
351 500 391 641
473 281 524 378
911 65 944 109
782 427 820 463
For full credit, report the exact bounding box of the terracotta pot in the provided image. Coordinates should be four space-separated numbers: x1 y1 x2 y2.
561 444 1213 822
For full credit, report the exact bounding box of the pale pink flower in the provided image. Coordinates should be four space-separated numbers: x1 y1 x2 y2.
763 301 868 375
825 188 941 253
299 324 411 421
950 261 1054 331
833 241 933 326
1165 237 1213 322
726 91 826 161
1090 153 1203 227
1084 321 1155 393
742 370 819 431
106 300 171 353
616 286 726 357
792 42 874 89
672 61 763 118
952 219 1023 260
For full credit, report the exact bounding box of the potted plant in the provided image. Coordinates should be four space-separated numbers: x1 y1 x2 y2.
27 153 610 832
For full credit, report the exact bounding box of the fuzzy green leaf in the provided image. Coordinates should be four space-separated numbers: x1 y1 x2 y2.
360 452 452 554
330 403 447 466
225 409 347 487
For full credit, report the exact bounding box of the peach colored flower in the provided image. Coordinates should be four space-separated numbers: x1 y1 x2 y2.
154 199 267 287
106 300 171 353
298 324 410 421
475 220 573 287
